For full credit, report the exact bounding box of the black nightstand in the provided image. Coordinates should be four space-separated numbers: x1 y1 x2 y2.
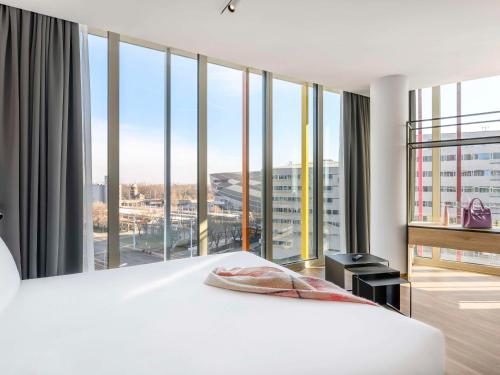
325 253 389 289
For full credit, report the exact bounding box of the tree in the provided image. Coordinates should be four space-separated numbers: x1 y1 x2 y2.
92 202 108 231
230 223 242 248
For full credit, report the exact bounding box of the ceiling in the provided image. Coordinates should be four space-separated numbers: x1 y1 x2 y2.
4 0 500 95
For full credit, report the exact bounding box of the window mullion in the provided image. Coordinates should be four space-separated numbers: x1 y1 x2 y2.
107 31 120 268
262 71 273 260
165 48 172 260
315 84 324 262
197 55 208 256
300 85 309 260
242 69 250 251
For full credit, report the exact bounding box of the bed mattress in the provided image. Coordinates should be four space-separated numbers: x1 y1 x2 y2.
0 251 445 374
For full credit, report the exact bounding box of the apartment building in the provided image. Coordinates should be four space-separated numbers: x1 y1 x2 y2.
210 160 342 263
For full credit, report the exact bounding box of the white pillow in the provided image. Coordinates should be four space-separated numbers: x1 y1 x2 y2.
0 237 20 313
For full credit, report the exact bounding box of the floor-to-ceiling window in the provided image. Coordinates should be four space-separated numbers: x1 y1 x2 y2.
87 31 345 269
411 76 500 269
323 90 342 254
168 53 198 259
271 78 309 264
413 87 433 226
119 42 165 267
88 34 108 270
413 82 500 228
207 63 243 254
439 83 458 225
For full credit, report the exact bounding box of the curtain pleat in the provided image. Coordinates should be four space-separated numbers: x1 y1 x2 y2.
343 92 370 253
0 5 83 278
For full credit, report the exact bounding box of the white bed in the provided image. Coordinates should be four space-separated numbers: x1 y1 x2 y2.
0 239 445 375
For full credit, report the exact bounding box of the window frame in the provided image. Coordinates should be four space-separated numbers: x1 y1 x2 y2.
88 28 340 269
408 83 500 276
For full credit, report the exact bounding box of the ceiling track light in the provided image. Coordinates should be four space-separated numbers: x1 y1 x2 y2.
221 0 237 14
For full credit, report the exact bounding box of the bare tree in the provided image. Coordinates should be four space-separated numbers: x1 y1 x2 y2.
208 226 216 249
230 224 242 248
222 220 231 247
92 202 108 231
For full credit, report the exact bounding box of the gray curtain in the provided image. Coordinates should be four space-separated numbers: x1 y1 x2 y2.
343 92 370 253
0 5 83 278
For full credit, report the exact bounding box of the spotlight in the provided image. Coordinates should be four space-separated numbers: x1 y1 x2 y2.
221 0 237 14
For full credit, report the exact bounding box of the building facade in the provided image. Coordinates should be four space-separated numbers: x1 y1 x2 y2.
210 160 342 263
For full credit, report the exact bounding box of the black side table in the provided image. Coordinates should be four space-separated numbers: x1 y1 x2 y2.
348 265 400 295
325 253 389 289
357 276 412 317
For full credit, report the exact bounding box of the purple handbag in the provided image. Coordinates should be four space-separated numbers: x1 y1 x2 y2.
462 198 492 229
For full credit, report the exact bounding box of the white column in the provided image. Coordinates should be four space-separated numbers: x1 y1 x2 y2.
370 75 409 273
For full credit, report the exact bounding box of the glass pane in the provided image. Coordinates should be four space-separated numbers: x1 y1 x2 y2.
438 84 460 223
438 83 458 137
412 146 434 223
440 248 500 267
460 76 500 137
413 85 500 226
411 79 500 142
412 245 433 259
249 73 263 256
439 146 459 224
272 79 303 263
207 63 243 254
323 90 342 255
119 42 165 267
169 54 198 259
462 75 500 114
413 88 434 223
449 144 500 227
307 86 315 259
412 143 500 227
88 34 108 270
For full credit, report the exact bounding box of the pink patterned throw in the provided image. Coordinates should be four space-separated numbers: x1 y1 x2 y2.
205 266 377 306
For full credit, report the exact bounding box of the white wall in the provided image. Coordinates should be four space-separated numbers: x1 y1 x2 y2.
370 75 408 273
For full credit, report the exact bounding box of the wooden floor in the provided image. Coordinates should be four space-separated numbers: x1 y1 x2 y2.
299 265 500 375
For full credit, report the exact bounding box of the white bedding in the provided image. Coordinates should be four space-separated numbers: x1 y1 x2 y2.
0 251 445 375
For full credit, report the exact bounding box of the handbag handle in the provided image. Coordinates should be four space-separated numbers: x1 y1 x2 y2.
468 198 485 210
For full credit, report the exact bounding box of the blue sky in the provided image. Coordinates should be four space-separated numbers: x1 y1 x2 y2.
417 76 500 137
88 35 341 185
88 33 500 186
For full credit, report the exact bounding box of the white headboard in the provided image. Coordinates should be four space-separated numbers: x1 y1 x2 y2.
0 237 20 313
